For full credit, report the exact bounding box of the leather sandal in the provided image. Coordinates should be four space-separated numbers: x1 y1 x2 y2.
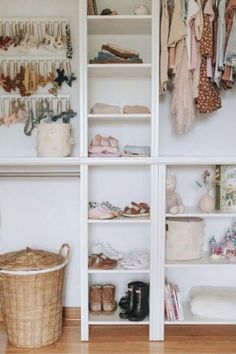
88 253 117 270
122 202 150 217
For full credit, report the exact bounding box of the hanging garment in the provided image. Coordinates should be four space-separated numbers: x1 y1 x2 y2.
160 0 169 94
171 40 196 134
221 0 236 88
196 57 222 113
168 0 187 74
197 7 221 113
192 42 202 98
225 13 236 67
180 0 188 22
214 0 227 85
186 0 203 70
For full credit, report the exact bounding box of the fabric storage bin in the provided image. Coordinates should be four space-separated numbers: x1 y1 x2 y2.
36 123 74 157
166 217 204 260
0 244 70 348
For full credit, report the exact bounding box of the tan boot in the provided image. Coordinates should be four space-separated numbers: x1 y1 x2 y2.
89 284 102 313
102 284 117 313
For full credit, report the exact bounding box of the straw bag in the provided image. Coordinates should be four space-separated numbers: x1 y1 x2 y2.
0 244 70 348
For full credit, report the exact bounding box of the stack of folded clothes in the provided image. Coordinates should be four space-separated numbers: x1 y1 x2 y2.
123 145 150 157
88 134 121 157
90 44 143 64
91 103 121 114
123 105 150 114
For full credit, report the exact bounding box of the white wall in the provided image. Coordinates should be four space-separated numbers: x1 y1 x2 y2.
159 88 236 157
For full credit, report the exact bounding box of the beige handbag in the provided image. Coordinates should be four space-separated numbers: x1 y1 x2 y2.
36 123 74 157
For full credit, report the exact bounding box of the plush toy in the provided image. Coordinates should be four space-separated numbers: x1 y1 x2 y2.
166 172 185 215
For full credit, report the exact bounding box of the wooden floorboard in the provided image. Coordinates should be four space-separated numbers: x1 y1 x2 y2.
1 324 236 354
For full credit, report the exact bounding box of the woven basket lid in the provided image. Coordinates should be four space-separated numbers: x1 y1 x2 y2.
0 246 67 271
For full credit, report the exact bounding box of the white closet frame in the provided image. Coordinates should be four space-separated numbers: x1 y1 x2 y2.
79 0 164 341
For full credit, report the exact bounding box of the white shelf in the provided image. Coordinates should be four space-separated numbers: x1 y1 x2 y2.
0 157 81 174
166 206 236 218
88 266 150 274
88 15 152 35
88 114 151 121
165 302 236 325
166 256 236 268
89 310 149 325
88 216 150 224
85 157 154 165
88 64 152 78
160 157 236 166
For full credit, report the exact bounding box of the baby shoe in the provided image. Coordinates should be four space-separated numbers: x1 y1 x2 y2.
92 240 124 260
88 204 116 220
101 201 122 216
120 251 150 269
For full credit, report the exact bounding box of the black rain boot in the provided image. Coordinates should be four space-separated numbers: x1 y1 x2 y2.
128 283 149 321
119 281 145 319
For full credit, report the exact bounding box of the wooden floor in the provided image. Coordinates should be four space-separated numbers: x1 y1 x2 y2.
1 324 236 354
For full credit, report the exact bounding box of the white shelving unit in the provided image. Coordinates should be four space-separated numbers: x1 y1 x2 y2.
79 0 161 342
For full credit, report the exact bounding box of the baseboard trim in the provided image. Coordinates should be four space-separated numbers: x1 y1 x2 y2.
1 308 236 335
165 324 236 336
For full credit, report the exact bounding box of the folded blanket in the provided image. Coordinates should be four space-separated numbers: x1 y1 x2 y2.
123 145 150 156
102 44 139 59
89 152 122 157
90 51 143 64
123 105 150 114
89 146 118 154
91 103 121 114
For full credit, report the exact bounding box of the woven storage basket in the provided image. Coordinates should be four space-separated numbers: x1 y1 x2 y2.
0 244 70 348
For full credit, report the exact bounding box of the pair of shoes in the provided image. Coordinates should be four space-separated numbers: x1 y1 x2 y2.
88 202 116 219
120 251 149 269
119 281 149 321
89 284 117 314
122 202 150 218
88 253 117 269
92 240 124 260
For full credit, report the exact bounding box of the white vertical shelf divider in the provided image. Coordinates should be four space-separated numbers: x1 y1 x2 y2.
149 0 162 341
79 0 89 341
157 164 166 340
79 0 88 158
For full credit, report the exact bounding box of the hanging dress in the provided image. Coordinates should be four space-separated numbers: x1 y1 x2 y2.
196 0 221 113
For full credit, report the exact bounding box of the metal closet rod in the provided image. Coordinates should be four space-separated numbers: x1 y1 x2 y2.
0 17 70 23
0 172 80 178
0 94 71 100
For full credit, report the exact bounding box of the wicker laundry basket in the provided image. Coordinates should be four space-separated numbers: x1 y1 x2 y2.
0 244 70 348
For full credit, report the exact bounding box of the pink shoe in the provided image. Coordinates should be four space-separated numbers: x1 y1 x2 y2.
89 205 116 220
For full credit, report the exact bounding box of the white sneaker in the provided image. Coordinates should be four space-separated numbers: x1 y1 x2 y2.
92 240 124 260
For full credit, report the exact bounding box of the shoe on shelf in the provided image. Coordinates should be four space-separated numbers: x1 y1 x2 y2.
88 202 117 220
128 283 149 322
120 251 150 269
102 284 117 314
122 202 150 218
101 201 122 216
119 281 146 319
88 253 117 270
92 240 124 260
89 284 102 313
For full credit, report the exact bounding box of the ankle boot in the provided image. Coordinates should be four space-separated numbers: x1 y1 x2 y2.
119 281 145 319
128 283 149 321
89 284 102 313
102 284 117 313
